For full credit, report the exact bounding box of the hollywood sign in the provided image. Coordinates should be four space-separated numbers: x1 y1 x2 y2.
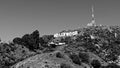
54 31 78 37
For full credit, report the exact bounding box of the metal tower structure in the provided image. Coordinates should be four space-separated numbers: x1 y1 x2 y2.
91 5 95 24
87 5 96 26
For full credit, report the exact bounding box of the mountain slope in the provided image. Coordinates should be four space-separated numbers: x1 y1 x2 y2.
3 25 120 68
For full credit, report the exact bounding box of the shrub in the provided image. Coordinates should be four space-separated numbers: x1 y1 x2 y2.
106 63 120 68
0 42 35 67
78 52 89 63
91 59 101 68
60 63 71 68
69 54 81 65
56 52 63 58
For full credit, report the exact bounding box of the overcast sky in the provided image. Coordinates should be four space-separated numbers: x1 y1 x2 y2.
0 0 120 42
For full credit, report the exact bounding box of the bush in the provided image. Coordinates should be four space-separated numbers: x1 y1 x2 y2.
41 35 54 44
60 63 71 68
105 63 120 68
91 59 101 68
78 52 89 63
69 54 81 65
0 42 35 67
56 52 64 58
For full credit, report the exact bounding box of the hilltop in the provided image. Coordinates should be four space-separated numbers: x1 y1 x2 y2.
1 25 120 68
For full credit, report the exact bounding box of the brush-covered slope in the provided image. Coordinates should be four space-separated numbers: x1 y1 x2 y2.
1 25 120 68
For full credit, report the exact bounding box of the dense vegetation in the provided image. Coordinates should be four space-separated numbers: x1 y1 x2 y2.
0 30 54 68
59 25 120 68
1 25 120 68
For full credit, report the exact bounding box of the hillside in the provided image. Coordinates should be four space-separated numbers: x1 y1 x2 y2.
1 25 120 68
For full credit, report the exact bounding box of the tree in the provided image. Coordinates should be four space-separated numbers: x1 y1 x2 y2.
63 37 73 44
13 37 23 44
21 30 40 51
41 35 54 47
42 35 53 43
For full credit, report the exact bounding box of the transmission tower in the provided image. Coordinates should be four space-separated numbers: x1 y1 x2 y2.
87 5 96 26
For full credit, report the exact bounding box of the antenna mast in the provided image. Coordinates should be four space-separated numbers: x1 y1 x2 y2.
91 5 95 24
87 5 96 26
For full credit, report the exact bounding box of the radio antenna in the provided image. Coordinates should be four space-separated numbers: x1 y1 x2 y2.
87 5 96 26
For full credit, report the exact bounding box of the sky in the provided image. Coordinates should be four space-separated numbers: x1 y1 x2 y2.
0 0 120 42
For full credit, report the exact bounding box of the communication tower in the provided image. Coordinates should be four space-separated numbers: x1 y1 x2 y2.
87 5 96 26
